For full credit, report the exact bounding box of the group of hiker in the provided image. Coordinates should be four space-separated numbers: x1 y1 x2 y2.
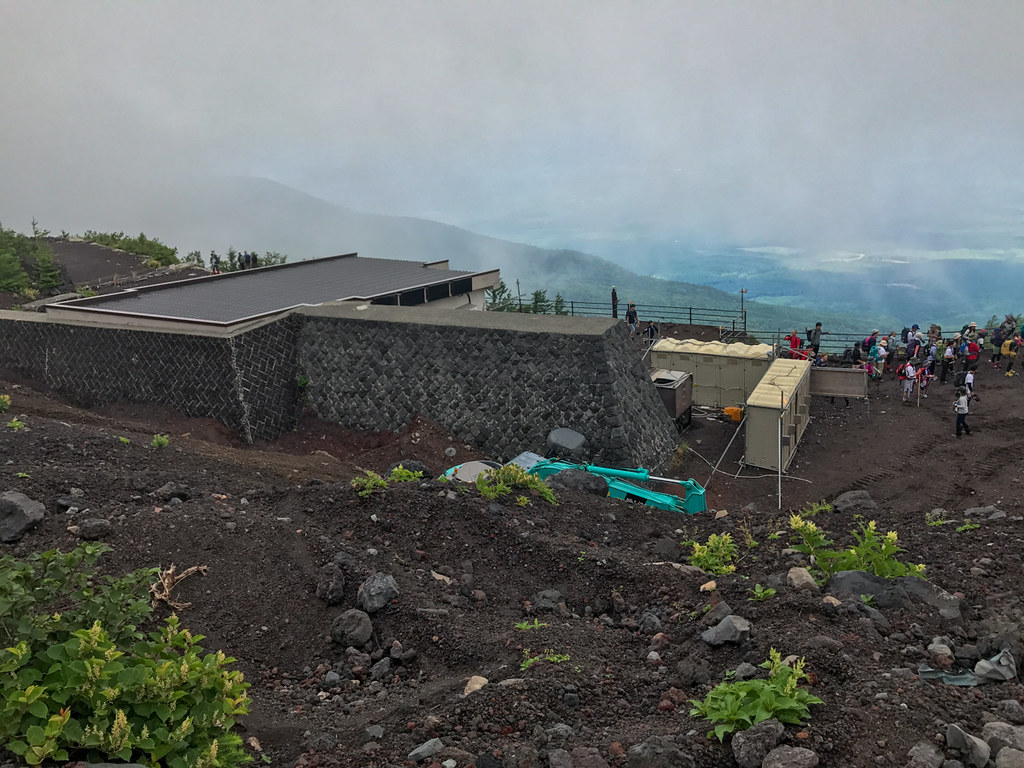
612 287 659 342
208 251 259 275
787 314 1023 436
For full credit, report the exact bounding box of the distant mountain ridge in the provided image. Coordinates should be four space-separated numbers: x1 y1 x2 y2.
5 175 892 334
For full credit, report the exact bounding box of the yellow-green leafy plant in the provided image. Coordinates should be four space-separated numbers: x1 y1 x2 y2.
476 465 557 505
150 434 169 449
0 544 250 767
687 533 737 575
0 395 10 413
789 515 925 581
351 470 388 498
388 465 423 483
690 649 823 741
7 419 25 431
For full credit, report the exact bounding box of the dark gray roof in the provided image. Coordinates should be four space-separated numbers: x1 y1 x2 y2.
52 254 488 324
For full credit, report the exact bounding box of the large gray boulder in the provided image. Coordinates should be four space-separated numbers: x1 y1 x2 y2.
762 745 819 768
826 571 961 620
832 490 877 516
547 469 608 496
0 491 45 543
625 735 694 768
947 723 991 768
983 722 1024 756
331 609 373 647
731 718 784 768
357 572 399 613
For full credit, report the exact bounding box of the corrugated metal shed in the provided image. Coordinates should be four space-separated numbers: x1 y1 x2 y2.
49 254 495 325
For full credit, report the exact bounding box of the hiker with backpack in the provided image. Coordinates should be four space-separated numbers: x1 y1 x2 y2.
900 358 917 404
863 329 879 356
964 336 981 370
954 386 972 437
940 339 955 384
991 326 1006 368
1005 333 1021 377
805 322 829 355
903 332 919 362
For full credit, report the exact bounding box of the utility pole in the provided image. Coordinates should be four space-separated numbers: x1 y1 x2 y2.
516 279 523 312
740 288 748 332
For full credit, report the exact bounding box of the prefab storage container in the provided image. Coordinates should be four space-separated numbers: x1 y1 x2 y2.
649 369 693 425
744 358 812 472
649 339 774 409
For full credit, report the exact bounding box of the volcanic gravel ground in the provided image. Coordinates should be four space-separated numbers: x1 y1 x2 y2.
2 360 1024 768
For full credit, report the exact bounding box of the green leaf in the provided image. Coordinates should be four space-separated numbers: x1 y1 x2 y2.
8 739 28 755
25 724 45 746
28 700 48 719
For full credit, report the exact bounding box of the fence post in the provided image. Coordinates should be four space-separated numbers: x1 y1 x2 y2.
689 308 692 325
570 301 574 317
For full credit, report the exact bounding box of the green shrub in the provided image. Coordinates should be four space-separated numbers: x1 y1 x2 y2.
351 470 388 498
388 465 423 483
7 419 25 431
690 649 823 741
789 515 925 581
0 394 10 413
0 544 250 767
151 434 169 449
686 533 737 575
475 465 557 505
1 617 250 767
80 231 179 267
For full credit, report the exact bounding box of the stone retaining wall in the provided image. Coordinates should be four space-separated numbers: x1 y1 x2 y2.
0 307 679 467
298 305 678 467
0 313 300 442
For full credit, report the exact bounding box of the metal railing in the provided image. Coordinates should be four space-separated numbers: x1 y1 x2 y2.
567 300 746 334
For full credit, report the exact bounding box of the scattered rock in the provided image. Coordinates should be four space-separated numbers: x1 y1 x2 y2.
331 609 373 647
832 490 877 516
731 717 784 768
946 724 991 768
0 490 45 542
315 563 346 605
71 517 112 539
638 611 663 634
822 595 841 607
787 567 819 592
701 601 733 627
762 745 819 768
547 749 573 768
533 588 567 613
570 746 610 768
464 675 487 695
363 724 384 744
734 662 758 680
700 615 751 647
625 734 695 767
370 658 391 680
408 737 443 762
998 700 1024 725
963 505 1000 520
152 481 190 501
358 573 400 613
982 721 1024 755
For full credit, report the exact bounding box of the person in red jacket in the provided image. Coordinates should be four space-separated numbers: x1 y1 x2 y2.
965 338 980 370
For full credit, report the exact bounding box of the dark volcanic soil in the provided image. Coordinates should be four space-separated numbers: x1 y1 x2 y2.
2 359 1024 768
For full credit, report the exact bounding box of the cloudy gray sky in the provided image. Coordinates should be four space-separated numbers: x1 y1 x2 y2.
3 1 1024 252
